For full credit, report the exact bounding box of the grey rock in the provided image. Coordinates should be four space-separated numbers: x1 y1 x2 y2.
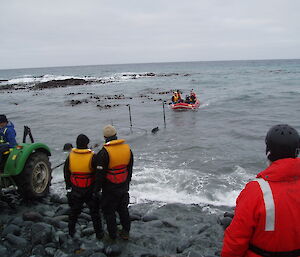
54 249 70 257
45 247 57 256
11 217 23 226
81 227 95 237
223 212 234 219
6 233 28 249
79 212 91 221
51 194 68 204
104 244 122 256
54 230 69 245
130 213 142 221
162 219 178 228
45 217 61 228
80 240 105 252
55 205 70 216
59 221 69 229
23 211 44 222
219 217 232 230
43 210 56 217
53 215 69 222
2 224 21 236
0 245 8 256
89 253 107 257
32 244 46 256
183 251 204 257
197 225 210 234
142 215 159 222
0 200 9 208
148 220 164 227
35 78 88 90
176 239 192 253
31 222 54 245
11 250 24 257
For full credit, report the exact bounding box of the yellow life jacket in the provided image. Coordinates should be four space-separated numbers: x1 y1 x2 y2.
69 148 95 188
173 93 178 103
103 139 131 184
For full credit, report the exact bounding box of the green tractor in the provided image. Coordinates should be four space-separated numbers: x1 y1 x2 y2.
0 126 52 199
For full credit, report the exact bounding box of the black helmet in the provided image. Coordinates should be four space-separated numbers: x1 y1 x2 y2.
265 124 300 162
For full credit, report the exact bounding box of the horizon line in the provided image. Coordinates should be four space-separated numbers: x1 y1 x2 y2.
1 57 300 72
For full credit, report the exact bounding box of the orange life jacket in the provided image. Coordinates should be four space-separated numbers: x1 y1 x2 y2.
103 139 131 184
69 148 95 188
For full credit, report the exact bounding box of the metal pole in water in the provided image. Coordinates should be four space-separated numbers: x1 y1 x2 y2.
163 101 166 128
127 104 133 131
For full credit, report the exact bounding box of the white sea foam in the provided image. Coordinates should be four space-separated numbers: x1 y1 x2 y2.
128 165 246 207
0 71 153 87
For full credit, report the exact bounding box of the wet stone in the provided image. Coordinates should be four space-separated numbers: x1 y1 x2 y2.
31 244 46 256
11 250 24 257
55 205 70 216
11 216 24 226
23 211 44 222
89 253 107 257
81 227 95 237
104 244 122 256
2 224 21 237
45 247 57 256
51 194 68 205
0 244 8 256
53 249 70 257
142 215 159 222
6 233 28 249
31 222 54 245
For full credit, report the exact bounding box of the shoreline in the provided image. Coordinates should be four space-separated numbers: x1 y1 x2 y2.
0 190 231 257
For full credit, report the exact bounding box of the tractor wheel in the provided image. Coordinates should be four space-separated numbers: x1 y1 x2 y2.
15 151 52 199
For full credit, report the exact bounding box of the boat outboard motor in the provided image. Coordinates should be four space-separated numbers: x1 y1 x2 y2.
265 124 300 162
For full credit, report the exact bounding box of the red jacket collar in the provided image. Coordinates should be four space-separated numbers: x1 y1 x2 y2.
257 158 300 182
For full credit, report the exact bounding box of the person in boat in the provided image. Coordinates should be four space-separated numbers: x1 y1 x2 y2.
221 124 300 257
64 134 103 239
190 89 196 104
0 114 17 169
185 95 191 104
177 89 183 103
171 91 179 104
92 125 134 241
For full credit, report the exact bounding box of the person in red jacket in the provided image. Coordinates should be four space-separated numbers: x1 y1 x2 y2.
222 124 300 257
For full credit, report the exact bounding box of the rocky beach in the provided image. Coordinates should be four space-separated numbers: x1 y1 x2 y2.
0 190 232 257
1 59 299 257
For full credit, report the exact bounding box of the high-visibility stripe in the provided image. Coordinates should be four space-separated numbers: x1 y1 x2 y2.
254 178 275 231
0 128 7 143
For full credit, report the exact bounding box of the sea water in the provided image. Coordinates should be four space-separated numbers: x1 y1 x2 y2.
1 59 299 211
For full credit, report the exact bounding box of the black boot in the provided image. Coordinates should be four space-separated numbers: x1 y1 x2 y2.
68 222 76 237
92 216 104 240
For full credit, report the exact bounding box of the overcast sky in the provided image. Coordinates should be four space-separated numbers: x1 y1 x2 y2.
1 0 300 69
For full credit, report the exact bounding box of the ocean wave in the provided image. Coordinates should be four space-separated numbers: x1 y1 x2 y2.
0 71 188 90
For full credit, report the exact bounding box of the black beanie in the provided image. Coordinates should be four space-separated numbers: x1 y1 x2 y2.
0 115 8 123
76 134 90 149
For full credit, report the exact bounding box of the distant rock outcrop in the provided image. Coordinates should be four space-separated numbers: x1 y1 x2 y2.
34 78 89 89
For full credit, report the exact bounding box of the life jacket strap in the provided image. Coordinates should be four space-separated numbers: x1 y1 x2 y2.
107 167 127 174
106 165 128 184
249 244 300 257
70 172 95 188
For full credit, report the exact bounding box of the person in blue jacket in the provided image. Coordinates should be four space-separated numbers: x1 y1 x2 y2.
0 114 17 168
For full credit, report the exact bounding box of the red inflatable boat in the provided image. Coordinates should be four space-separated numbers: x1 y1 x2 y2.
170 100 200 110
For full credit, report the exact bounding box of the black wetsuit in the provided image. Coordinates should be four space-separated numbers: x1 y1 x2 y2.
64 157 103 238
92 144 133 239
